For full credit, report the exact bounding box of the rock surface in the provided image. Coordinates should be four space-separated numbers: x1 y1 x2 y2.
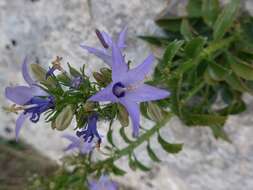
1 0 253 190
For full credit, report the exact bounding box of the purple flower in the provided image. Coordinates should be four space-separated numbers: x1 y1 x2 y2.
46 67 56 79
62 134 93 155
89 43 170 137
70 76 83 89
80 27 127 66
76 114 102 146
5 57 54 140
89 175 118 190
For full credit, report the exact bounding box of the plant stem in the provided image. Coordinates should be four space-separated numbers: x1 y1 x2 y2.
91 113 174 172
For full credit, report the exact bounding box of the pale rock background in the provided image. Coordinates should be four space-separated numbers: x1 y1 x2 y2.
0 0 253 190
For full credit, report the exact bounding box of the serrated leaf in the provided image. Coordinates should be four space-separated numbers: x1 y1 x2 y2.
119 127 132 144
107 128 116 147
111 164 126 176
158 134 183 154
187 0 203 18
180 19 193 41
202 0 220 27
186 114 227 126
147 142 160 162
185 37 206 58
133 155 150 171
213 0 240 40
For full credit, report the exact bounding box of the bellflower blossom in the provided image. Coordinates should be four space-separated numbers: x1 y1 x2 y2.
80 27 127 66
89 175 118 190
76 114 102 146
5 57 54 140
62 134 93 155
89 43 170 137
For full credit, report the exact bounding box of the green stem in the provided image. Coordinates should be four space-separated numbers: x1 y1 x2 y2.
91 113 174 172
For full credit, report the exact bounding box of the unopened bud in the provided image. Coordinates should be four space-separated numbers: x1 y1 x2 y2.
147 102 164 122
83 102 95 112
54 105 73 131
117 104 129 127
30 64 56 87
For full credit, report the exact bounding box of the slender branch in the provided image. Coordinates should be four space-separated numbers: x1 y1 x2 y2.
91 113 174 172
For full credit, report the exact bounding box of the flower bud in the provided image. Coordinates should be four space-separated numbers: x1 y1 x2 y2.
54 105 73 131
117 104 129 127
30 64 56 87
93 72 107 86
83 102 95 112
147 102 164 122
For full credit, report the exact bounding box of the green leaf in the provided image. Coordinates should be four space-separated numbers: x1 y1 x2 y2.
107 128 116 147
185 37 206 58
133 155 150 171
180 19 193 41
158 134 183 154
207 61 230 81
155 18 182 32
217 101 246 115
138 35 170 46
213 0 240 40
185 114 227 126
119 127 132 144
210 125 231 142
229 57 253 80
111 164 126 176
225 73 249 92
147 142 160 162
117 104 129 127
187 0 203 18
163 40 184 65
54 105 73 131
67 63 82 77
202 0 220 27
128 154 137 171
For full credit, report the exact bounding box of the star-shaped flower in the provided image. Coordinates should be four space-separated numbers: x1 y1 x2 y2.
89 43 170 137
5 57 54 140
80 27 127 66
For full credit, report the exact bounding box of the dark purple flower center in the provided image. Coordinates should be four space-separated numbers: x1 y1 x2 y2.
76 113 101 144
112 82 126 98
23 96 55 123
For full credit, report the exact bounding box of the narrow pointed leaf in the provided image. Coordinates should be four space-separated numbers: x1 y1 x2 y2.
186 114 227 126
119 127 132 144
147 142 160 162
185 37 206 58
158 134 183 154
133 155 150 171
163 40 184 65
107 128 116 147
213 0 240 40
180 19 193 41
111 164 126 176
229 57 253 80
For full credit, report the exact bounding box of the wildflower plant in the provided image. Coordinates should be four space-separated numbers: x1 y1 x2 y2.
4 0 253 189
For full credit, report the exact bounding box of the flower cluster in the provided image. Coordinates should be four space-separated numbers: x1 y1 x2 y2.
4 27 170 189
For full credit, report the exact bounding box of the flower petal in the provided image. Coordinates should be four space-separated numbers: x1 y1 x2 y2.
126 84 170 103
123 54 154 85
16 113 28 141
117 26 127 49
22 56 35 86
101 31 113 47
80 44 111 66
89 83 117 102
120 98 140 137
111 43 128 82
5 86 35 105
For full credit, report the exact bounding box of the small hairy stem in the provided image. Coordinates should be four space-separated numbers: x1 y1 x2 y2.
91 113 174 172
